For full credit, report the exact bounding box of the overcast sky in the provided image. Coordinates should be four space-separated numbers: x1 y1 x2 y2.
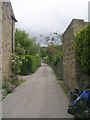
10 0 89 44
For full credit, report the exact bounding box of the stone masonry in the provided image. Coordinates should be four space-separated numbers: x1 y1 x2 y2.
0 1 2 89
62 19 89 89
0 1 17 82
88 1 90 22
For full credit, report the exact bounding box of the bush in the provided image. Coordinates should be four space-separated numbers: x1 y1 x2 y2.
30 56 36 72
30 56 41 73
11 54 22 75
2 82 16 99
43 56 50 64
2 82 11 93
20 55 31 75
36 56 41 67
11 75 24 87
2 89 7 99
2 76 25 99
20 55 41 75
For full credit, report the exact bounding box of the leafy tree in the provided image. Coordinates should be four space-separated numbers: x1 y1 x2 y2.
40 46 48 59
47 44 63 64
41 44 63 65
15 29 40 56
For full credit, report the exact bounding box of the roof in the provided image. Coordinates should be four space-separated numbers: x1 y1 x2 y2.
3 1 17 22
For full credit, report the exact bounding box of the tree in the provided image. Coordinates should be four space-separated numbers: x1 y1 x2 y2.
40 32 63 64
15 29 40 56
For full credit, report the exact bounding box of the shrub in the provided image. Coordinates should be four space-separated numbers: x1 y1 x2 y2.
2 76 25 99
36 56 41 67
2 82 16 99
43 56 50 64
11 75 24 87
30 56 41 73
20 55 31 75
20 55 41 75
11 54 22 75
2 82 11 93
2 89 7 99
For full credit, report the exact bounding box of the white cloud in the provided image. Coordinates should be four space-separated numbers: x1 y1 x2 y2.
11 0 89 37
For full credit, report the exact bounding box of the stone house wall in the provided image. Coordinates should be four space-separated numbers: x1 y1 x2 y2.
62 19 89 89
1 1 17 82
88 1 90 22
55 58 63 80
0 1 2 88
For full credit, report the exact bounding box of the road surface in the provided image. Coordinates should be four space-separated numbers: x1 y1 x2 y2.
2 63 73 118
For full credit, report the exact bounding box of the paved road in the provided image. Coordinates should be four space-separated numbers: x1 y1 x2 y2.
2 63 73 118
0 102 2 120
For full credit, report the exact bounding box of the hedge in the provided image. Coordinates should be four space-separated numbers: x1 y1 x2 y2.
20 55 41 75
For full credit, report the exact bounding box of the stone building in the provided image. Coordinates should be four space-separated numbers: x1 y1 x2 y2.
88 1 90 22
62 19 89 89
0 1 17 83
0 1 2 88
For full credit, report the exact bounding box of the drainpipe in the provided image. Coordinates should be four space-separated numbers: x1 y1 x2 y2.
11 15 17 54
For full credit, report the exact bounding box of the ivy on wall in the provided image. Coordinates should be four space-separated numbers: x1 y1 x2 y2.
75 25 90 76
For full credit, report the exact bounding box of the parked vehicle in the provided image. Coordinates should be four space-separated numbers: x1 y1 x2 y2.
67 88 90 119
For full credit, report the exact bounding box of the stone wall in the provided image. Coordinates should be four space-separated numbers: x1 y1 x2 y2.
2 2 16 82
0 1 2 88
62 19 89 89
55 58 63 80
88 1 90 22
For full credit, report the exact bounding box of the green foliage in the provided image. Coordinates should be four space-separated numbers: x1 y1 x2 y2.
2 82 11 93
75 25 90 75
2 89 7 99
40 46 48 59
2 82 15 99
42 44 63 65
53 54 62 65
11 54 23 75
2 76 24 99
15 29 40 55
11 75 25 87
20 55 41 75
30 56 37 73
15 42 25 55
20 55 31 75
13 29 41 75
43 56 50 64
36 56 41 67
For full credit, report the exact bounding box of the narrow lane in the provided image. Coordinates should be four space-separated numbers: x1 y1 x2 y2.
2 63 73 118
